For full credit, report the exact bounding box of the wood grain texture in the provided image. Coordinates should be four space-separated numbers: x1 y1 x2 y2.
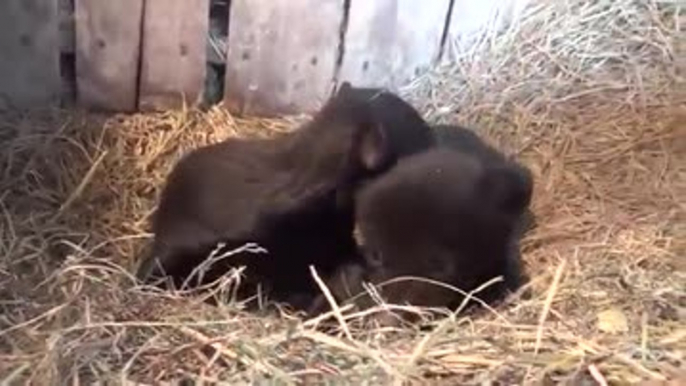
0 0 61 110
139 0 209 111
339 0 451 90
74 0 144 112
224 0 343 117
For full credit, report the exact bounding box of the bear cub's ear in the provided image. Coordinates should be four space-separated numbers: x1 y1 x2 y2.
478 165 533 216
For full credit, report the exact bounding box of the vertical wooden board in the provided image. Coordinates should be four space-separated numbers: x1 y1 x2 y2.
224 0 343 117
339 0 451 89
0 0 60 110
448 0 529 51
74 0 143 112
139 0 209 111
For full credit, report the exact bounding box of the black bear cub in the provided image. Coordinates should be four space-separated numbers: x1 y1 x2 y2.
307 126 534 324
135 82 436 310
353 147 532 322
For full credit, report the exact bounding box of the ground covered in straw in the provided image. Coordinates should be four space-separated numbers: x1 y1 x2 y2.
1 1 684 384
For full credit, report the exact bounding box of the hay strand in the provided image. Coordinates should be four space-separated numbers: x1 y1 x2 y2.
0 0 683 383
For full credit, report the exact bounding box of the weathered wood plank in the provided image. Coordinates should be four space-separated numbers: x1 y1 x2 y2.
224 0 343 117
339 0 451 90
74 0 144 112
139 0 209 111
448 0 530 54
0 0 61 110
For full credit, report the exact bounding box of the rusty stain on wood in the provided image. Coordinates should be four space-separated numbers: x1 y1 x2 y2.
139 0 209 111
339 0 451 90
74 0 144 112
224 0 343 117
0 0 61 110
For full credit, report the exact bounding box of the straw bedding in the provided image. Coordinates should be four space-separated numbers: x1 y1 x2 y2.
0 0 683 384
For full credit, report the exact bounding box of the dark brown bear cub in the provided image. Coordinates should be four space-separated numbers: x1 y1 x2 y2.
135 82 436 310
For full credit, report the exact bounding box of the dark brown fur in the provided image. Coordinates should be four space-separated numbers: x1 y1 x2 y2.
305 125 535 321
433 124 536 287
135 82 436 308
349 144 533 322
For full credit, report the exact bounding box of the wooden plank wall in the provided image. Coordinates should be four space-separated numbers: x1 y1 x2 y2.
0 0 61 110
447 0 529 54
223 0 344 117
339 0 451 89
0 0 530 115
138 0 209 111
74 0 144 112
